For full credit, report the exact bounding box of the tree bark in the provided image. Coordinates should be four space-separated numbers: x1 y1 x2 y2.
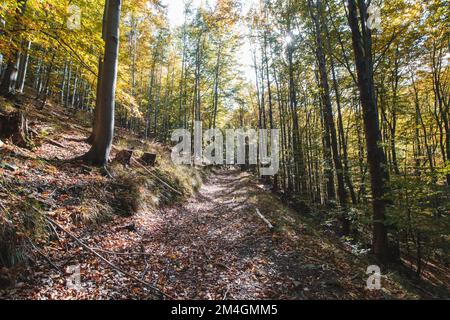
17 40 31 94
86 57 103 144
82 0 121 166
323 5 357 204
309 0 350 234
347 0 390 262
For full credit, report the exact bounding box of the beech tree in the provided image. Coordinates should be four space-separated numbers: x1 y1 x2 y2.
346 0 391 262
83 0 121 165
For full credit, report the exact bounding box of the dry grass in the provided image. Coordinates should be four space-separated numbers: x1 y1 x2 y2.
0 97 204 282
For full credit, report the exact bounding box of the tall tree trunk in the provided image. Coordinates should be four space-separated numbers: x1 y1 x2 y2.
83 0 121 166
347 0 391 262
431 42 450 185
17 40 31 93
87 0 109 144
178 12 187 128
273 60 288 192
287 36 307 197
38 52 56 109
263 31 278 189
212 44 221 129
65 60 72 107
60 59 68 105
0 53 20 96
316 77 336 202
86 57 103 144
323 5 357 204
309 0 349 234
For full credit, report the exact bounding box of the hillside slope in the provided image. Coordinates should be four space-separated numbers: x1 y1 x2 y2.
0 98 448 299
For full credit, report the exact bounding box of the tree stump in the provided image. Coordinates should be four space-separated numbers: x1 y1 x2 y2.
113 149 133 166
0 111 31 148
139 152 157 166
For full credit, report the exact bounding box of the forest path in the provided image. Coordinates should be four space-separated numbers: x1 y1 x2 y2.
126 168 382 299
3 167 405 299
150 168 305 299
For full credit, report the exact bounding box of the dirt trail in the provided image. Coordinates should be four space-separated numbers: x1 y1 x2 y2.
153 169 379 299
154 168 299 299
2 168 419 300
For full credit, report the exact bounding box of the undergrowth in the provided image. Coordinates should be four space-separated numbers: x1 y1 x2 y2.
0 103 205 285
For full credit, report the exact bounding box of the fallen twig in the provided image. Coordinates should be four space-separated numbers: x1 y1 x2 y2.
0 201 8 214
140 244 150 280
47 220 65 249
102 165 114 179
255 208 274 230
45 138 65 149
132 158 183 196
45 215 173 300
27 238 63 273
0 183 173 300
223 285 231 300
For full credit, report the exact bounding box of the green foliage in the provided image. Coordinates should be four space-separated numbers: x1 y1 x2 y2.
387 173 450 269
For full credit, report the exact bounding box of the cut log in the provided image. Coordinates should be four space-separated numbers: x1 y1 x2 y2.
113 149 133 166
0 111 32 148
139 152 157 166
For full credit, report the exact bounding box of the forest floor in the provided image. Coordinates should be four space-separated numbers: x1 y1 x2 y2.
1 97 449 300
